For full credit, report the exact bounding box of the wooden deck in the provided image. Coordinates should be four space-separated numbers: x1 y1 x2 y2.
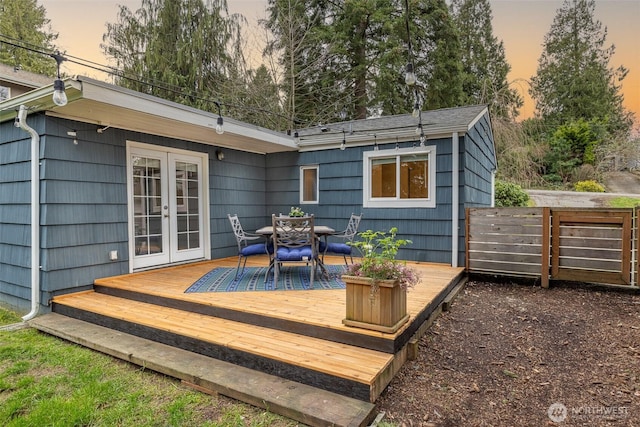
34 256 464 423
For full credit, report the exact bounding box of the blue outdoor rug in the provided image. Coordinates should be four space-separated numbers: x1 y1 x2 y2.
185 264 347 293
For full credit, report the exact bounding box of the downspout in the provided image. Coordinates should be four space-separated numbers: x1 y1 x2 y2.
15 105 41 321
451 132 459 268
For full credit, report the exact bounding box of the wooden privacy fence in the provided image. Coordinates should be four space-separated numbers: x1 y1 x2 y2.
466 207 638 288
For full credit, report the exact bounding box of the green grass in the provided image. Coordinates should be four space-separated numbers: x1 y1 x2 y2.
608 196 640 208
0 307 22 325
0 308 297 426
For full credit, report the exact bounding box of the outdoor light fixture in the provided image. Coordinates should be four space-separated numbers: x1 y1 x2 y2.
404 63 416 86
216 150 224 161
50 52 67 107
67 130 78 145
214 102 224 135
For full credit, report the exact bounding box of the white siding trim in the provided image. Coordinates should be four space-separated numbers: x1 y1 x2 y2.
451 132 459 268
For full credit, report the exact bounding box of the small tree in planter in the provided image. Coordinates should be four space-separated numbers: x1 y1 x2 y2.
342 228 420 333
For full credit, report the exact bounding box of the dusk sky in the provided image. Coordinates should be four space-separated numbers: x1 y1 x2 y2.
39 0 639 125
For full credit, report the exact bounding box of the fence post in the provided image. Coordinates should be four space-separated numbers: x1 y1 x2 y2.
541 207 550 288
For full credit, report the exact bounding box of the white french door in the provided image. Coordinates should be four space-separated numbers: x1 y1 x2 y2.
128 143 209 270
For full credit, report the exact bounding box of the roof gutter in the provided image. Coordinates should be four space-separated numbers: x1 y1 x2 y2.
15 105 41 321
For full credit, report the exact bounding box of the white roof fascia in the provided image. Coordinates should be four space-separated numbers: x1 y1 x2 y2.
73 77 297 149
0 76 297 152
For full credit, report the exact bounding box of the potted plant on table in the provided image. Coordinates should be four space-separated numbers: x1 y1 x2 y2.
341 227 420 333
288 206 305 217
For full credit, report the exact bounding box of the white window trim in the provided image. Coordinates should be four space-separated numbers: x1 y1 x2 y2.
363 146 436 208
299 165 319 204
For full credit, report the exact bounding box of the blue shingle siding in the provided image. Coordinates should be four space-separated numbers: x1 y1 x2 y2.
0 114 269 310
210 149 268 257
262 136 465 264
0 115 46 311
0 224 30 246
462 112 496 209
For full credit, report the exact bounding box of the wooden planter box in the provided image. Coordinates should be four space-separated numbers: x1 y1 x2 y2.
342 275 410 334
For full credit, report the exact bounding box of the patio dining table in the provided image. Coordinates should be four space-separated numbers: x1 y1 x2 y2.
255 224 336 281
255 225 335 237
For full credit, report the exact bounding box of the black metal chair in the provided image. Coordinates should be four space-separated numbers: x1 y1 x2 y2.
320 213 362 266
228 214 271 279
270 214 318 288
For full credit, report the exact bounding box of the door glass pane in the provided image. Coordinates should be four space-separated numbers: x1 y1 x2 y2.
133 156 163 255
175 161 200 251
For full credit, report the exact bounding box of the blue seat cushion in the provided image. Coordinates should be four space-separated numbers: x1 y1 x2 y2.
324 242 352 255
276 246 314 261
240 243 268 256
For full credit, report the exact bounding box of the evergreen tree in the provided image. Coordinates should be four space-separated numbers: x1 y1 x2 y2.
101 0 246 114
262 0 336 127
0 0 58 76
263 0 464 125
529 0 633 134
450 0 522 119
413 0 464 111
240 64 287 130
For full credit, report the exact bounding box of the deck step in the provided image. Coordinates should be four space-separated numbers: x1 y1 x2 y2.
50 291 394 403
28 313 376 427
94 283 401 353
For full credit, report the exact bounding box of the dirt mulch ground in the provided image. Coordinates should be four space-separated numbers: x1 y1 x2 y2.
376 280 640 426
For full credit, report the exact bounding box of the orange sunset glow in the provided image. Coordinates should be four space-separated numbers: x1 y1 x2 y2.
39 0 639 126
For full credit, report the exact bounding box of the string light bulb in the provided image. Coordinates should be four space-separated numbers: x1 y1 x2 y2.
340 130 346 150
412 101 420 118
405 63 416 86
50 52 67 107
214 102 224 135
215 116 224 135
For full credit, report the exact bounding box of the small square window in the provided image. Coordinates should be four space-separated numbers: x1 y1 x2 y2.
300 165 318 204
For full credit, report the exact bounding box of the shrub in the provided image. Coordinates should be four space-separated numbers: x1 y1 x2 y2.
571 164 597 182
574 180 605 192
495 180 530 207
